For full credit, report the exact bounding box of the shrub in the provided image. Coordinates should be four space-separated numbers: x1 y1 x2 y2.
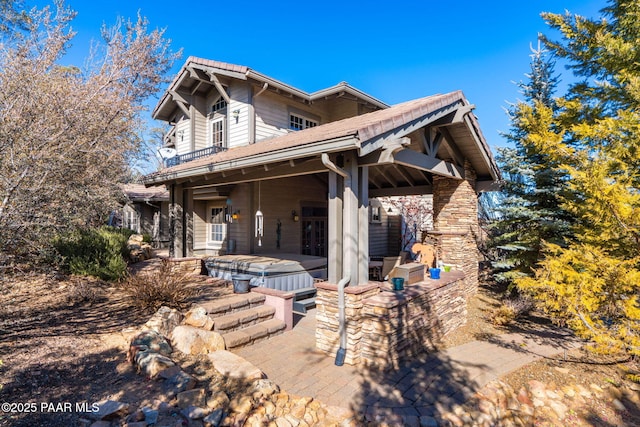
119 261 195 312
490 295 534 326
54 226 133 281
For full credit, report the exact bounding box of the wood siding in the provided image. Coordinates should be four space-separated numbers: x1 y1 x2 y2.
250 176 327 254
193 200 207 252
254 92 330 142
227 82 250 148
193 96 208 151
174 115 190 154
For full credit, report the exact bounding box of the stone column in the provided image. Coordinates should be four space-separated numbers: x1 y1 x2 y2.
432 161 480 295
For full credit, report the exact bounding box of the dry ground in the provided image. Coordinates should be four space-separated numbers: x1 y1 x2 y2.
1 265 639 426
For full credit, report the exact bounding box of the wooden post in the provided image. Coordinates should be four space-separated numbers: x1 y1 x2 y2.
328 170 343 283
358 165 369 285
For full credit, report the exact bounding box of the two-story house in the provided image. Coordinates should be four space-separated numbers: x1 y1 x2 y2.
143 56 500 292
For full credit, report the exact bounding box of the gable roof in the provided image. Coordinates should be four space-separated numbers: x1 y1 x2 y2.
153 57 389 122
144 90 500 189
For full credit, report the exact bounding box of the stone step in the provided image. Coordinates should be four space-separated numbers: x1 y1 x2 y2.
198 292 266 318
222 319 286 350
213 304 275 334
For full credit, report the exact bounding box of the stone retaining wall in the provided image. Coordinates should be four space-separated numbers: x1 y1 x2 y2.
162 257 205 276
315 273 467 369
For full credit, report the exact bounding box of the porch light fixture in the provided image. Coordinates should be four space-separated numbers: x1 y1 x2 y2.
256 181 263 246
232 109 240 118
291 210 299 222
232 211 239 220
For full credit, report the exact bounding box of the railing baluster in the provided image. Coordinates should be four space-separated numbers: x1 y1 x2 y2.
165 145 226 167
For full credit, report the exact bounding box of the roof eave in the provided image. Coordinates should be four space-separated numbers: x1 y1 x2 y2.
309 83 389 109
143 134 360 186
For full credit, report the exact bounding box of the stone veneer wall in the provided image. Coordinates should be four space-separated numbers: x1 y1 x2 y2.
315 273 468 369
163 257 205 276
432 161 480 295
360 272 467 370
315 282 381 366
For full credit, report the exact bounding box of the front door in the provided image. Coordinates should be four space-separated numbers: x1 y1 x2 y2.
300 205 327 257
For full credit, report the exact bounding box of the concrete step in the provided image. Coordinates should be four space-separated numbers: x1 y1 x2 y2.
292 286 316 314
213 304 275 334
223 319 286 350
293 297 316 314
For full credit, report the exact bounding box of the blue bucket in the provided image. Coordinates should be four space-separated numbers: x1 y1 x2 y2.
391 277 404 291
429 268 441 279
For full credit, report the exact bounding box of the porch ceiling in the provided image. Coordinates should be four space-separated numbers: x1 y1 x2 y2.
144 91 500 195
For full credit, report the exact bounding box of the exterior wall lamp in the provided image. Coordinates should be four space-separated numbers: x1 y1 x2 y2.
232 211 239 220
291 210 299 222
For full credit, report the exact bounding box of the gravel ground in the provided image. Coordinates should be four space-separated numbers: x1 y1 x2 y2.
1 268 639 426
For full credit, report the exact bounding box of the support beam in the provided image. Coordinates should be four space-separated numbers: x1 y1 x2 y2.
169 91 191 118
438 126 466 167
377 168 398 187
392 164 415 186
421 128 443 157
369 185 433 197
393 149 465 179
206 72 231 104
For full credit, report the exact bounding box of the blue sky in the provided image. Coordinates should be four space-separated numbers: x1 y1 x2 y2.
46 0 605 150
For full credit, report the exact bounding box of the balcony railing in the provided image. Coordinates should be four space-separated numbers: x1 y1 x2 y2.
166 145 227 167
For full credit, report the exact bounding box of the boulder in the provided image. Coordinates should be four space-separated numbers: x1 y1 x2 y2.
207 350 264 380
130 330 172 357
134 350 175 378
183 306 214 330
171 325 225 355
143 306 184 337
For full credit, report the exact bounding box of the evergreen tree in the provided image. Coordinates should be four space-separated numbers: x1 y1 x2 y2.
516 0 640 356
489 43 571 285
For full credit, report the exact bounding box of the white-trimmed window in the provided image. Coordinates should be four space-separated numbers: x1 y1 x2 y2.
289 113 318 131
124 209 140 233
211 97 227 114
209 207 227 246
211 118 225 148
369 200 382 223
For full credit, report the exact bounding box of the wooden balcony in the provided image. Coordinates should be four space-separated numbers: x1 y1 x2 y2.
166 145 227 167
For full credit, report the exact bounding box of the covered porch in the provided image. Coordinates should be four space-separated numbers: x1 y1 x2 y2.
144 90 500 366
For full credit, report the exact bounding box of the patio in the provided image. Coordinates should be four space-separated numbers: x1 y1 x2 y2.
233 305 581 422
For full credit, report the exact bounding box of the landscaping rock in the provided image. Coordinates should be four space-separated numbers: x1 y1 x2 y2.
89 400 130 421
203 409 224 427
250 378 280 400
130 330 172 357
143 306 183 337
134 349 175 378
183 306 214 330
206 391 230 410
181 405 209 420
161 368 197 395
207 350 264 380
177 388 207 409
171 325 225 355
